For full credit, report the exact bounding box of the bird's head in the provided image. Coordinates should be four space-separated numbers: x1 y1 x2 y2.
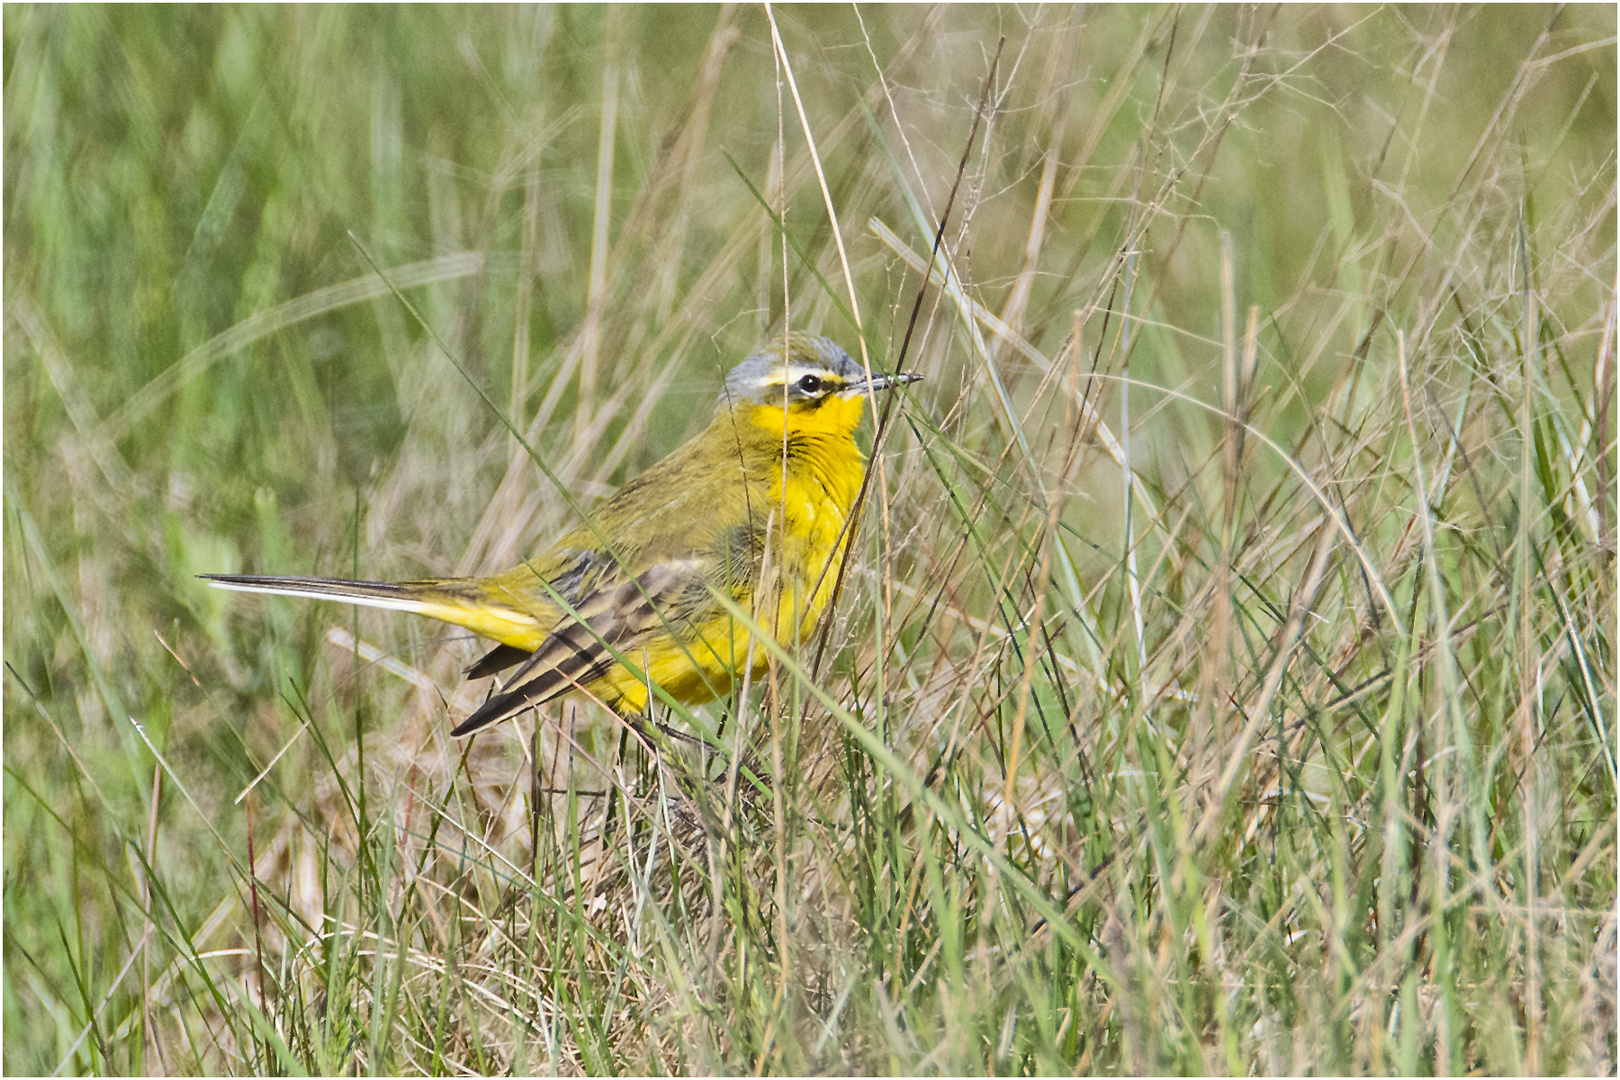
720 333 921 439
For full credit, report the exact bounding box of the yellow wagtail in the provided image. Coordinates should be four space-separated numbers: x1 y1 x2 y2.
204 334 920 736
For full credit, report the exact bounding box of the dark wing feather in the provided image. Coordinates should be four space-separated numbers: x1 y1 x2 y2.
451 627 605 735
451 560 704 736
465 643 531 679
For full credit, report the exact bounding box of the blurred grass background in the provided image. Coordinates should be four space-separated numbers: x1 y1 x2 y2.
5 4 1615 1074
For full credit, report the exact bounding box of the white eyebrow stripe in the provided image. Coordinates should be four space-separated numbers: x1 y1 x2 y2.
785 362 845 383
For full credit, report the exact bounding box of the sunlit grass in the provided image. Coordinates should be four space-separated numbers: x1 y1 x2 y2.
6 4 1615 1074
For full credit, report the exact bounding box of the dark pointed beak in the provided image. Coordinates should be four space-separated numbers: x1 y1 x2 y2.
846 370 923 396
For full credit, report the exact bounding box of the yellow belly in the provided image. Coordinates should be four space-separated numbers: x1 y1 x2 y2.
590 460 856 714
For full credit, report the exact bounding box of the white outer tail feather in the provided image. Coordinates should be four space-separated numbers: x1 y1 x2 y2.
203 576 440 617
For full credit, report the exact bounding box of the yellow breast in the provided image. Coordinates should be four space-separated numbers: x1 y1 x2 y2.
756 399 869 643
597 399 871 713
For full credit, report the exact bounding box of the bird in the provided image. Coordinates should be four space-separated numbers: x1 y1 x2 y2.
204 333 920 737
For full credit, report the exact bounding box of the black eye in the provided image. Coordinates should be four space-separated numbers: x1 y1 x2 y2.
797 374 823 395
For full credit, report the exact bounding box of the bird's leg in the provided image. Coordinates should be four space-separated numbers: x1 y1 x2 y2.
621 707 705 760
620 712 659 762
625 706 705 752
652 719 704 749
